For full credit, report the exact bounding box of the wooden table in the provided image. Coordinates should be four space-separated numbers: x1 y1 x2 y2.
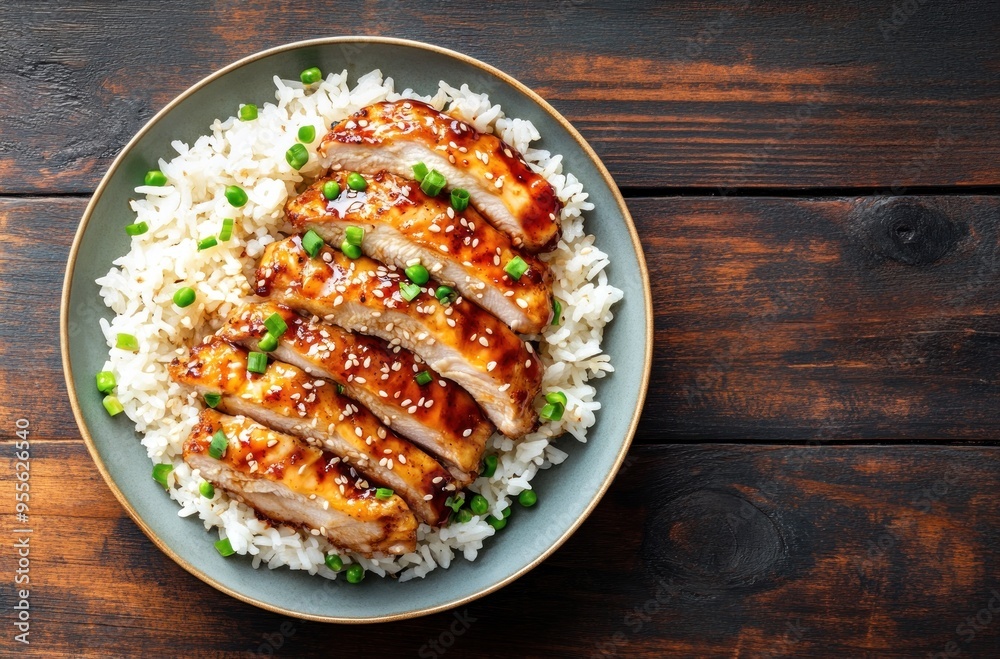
3 2 999 656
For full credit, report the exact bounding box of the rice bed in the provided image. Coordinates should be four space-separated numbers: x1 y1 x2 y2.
96 69 622 581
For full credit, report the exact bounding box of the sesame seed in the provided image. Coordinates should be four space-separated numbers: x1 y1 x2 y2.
498 383 511 392
355 427 363 437
484 172 494 180
424 494 434 501
462 429 472 437
516 298 529 309
479 336 489 347
487 361 497 372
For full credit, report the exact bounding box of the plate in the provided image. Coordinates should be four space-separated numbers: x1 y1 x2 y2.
61 37 652 622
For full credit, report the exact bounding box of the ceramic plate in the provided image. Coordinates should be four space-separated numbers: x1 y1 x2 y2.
61 37 651 622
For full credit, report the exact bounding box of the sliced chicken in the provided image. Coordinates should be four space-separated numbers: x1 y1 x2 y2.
184 409 417 555
255 236 543 438
170 337 457 525
321 99 562 252
218 302 493 479
285 170 554 333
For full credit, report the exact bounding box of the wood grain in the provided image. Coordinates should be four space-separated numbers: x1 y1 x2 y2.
13 195 1000 441
3 440 999 657
1 0 998 193
634 195 1000 439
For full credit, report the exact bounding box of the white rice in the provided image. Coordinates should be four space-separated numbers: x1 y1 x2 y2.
96 69 622 581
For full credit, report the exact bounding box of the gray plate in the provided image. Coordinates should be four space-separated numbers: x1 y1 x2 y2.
61 37 652 623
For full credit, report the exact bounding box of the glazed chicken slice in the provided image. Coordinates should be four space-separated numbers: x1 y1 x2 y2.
321 99 562 253
170 337 457 525
255 236 543 438
218 302 493 479
184 409 417 555
285 170 554 333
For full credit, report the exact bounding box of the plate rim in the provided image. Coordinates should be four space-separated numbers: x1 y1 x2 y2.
60 35 653 623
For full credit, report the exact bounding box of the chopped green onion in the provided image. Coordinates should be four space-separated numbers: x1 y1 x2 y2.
297 125 316 143
335 383 345 395
540 402 564 422
411 162 428 181
552 298 562 325
96 371 116 394
285 143 309 170
518 489 537 507
502 506 512 519
486 514 507 531
322 180 341 200
300 67 322 84
197 236 218 251
102 395 124 417
264 313 288 338
219 218 234 241
546 391 568 407
247 351 268 374
415 370 433 386
469 494 489 516
199 480 215 498
399 281 422 302
214 538 235 557
301 229 324 257
126 221 148 236
238 104 258 121
450 188 470 212
405 263 429 285
325 554 343 572
444 494 465 513
257 332 278 352
203 392 222 408
344 225 365 246
341 240 362 259
481 454 498 478
504 255 529 281
173 286 196 308
225 185 248 207
209 430 228 459
420 169 446 196
116 333 139 351
375 487 394 500
454 508 473 524
345 563 365 583
144 170 167 186
347 172 367 191
435 286 455 304
152 463 173 488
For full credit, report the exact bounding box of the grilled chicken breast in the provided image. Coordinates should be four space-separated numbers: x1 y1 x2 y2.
255 236 543 438
184 409 417 555
218 302 493 479
285 170 554 333
321 100 562 252
170 337 457 524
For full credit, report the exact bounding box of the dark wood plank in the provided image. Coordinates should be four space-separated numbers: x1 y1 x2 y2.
634 195 1000 439
6 440 1000 656
1 1 998 193
15 195 1000 442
